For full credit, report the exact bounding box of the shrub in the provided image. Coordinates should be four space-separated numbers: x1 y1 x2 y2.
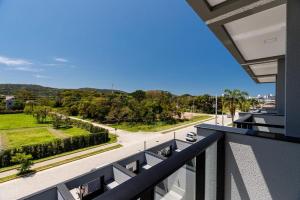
11 153 33 174
0 131 109 168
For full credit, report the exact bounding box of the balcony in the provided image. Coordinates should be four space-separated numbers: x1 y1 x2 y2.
22 123 300 200
234 112 285 135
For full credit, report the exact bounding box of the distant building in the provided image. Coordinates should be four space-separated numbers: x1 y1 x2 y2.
5 96 15 110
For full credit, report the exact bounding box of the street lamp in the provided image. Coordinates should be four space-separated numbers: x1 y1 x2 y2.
215 94 218 125
222 94 224 126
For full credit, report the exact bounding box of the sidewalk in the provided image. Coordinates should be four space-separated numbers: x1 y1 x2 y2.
0 142 119 179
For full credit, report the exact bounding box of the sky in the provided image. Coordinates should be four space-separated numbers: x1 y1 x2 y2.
0 0 274 96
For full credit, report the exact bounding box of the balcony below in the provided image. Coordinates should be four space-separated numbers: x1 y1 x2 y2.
23 124 300 200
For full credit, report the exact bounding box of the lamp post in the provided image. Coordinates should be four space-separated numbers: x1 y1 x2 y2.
215 95 218 125
222 94 224 126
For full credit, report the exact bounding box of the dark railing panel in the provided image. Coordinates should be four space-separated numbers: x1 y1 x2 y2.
217 137 225 200
94 132 224 200
196 152 205 200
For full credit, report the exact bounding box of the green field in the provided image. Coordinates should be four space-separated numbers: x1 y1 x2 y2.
111 115 212 132
3 128 58 149
60 127 90 137
0 113 49 130
0 114 91 149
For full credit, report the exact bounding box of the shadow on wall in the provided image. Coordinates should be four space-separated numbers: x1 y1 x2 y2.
225 133 300 200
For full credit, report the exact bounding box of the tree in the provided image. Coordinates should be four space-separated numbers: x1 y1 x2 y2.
11 100 25 110
78 101 91 119
131 90 146 102
16 89 34 101
11 153 33 174
51 114 63 129
33 106 49 123
24 100 36 114
223 89 248 124
240 99 251 112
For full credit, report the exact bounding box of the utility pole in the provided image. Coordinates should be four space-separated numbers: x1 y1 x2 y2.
215 95 218 125
192 98 195 113
222 94 224 126
112 83 114 94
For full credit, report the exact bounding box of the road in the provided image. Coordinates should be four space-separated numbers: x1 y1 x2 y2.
0 115 232 200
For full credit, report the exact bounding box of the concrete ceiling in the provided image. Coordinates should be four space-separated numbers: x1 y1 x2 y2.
187 0 287 83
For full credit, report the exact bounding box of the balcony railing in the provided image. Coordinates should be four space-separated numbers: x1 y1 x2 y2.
23 132 225 200
94 132 225 200
234 113 284 135
22 124 300 200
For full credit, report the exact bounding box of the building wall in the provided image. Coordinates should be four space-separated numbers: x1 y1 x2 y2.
145 153 163 166
112 166 132 184
224 133 300 200
65 165 113 189
155 163 196 200
21 187 58 200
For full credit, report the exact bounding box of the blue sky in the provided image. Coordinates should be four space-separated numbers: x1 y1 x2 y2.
0 0 274 96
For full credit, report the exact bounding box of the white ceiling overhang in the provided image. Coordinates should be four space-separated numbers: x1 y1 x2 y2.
249 61 278 83
187 0 287 84
257 76 276 83
206 0 227 7
224 4 286 61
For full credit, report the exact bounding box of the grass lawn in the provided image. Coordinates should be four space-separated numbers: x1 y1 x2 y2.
2 128 58 149
111 115 212 132
60 127 90 137
0 134 118 173
0 113 49 130
0 114 96 149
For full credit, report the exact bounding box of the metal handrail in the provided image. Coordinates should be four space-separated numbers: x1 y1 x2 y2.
235 121 284 129
95 132 224 200
234 113 284 129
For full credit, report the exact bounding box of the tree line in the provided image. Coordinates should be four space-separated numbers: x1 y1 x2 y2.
2 88 259 124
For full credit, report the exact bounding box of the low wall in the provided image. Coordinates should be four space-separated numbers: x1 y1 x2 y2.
197 125 300 200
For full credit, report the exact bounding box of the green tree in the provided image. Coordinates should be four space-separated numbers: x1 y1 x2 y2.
24 100 36 114
131 90 146 102
11 100 25 110
33 106 49 123
11 153 33 174
223 89 248 124
51 114 63 129
78 101 91 119
16 89 34 101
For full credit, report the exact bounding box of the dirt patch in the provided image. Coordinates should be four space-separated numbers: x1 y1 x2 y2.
181 112 201 120
47 128 68 139
0 133 7 150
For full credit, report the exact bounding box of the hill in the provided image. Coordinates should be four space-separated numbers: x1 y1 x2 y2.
0 84 125 97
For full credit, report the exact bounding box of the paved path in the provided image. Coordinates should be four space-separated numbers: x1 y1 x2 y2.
0 143 119 179
0 115 232 200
